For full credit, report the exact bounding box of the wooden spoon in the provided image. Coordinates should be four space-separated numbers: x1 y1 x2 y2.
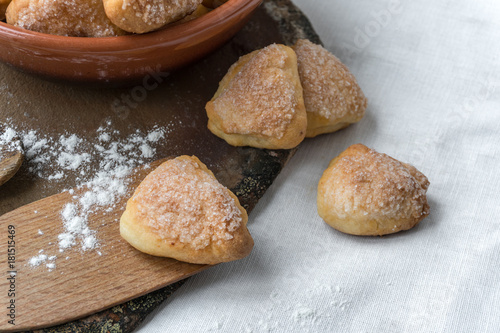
0 158 211 332
0 142 23 187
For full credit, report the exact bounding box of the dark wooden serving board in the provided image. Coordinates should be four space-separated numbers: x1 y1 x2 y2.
0 0 320 331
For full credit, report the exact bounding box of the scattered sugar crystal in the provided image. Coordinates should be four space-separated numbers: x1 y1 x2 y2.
61 203 77 221
98 133 111 142
58 233 76 250
1 127 23 158
140 143 154 158
57 152 90 170
29 254 48 267
82 235 97 250
6 121 173 271
147 128 165 142
292 305 317 325
1 127 17 142
48 172 64 180
239 280 352 332
59 134 81 152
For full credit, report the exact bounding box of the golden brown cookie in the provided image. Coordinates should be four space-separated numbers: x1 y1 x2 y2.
293 39 367 138
206 44 307 149
103 0 202 34
317 144 430 236
1 0 11 20
120 155 253 265
6 0 126 37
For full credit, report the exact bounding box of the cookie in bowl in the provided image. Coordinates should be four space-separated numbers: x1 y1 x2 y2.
0 0 263 83
6 0 126 37
103 0 203 34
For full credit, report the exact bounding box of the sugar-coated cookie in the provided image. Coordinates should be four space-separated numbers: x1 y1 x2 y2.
317 144 430 236
120 155 253 265
293 39 367 138
206 44 307 149
103 0 202 34
6 0 126 36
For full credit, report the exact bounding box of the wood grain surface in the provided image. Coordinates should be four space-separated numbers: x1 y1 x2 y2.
0 158 211 331
0 148 23 187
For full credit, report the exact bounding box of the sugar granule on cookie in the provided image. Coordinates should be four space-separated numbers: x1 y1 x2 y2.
317 144 430 236
206 44 307 150
293 39 367 138
120 155 253 264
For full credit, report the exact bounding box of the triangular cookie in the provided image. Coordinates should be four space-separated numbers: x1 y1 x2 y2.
6 0 126 37
317 144 430 236
206 44 307 149
293 39 367 138
120 155 253 264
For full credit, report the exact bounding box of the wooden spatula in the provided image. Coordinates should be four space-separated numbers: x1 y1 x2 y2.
0 142 23 187
0 158 211 332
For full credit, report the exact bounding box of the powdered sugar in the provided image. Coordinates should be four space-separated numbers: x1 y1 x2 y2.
2 121 172 270
0 127 22 158
28 254 48 267
242 280 352 332
0 128 19 147
28 254 57 271
292 305 318 325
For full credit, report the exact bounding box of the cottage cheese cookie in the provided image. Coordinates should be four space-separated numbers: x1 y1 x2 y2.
120 155 253 264
293 39 367 138
6 0 126 36
206 44 307 149
103 0 202 34
317 144 430 236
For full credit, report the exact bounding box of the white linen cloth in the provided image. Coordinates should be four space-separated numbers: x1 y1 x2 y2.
138 0 500 332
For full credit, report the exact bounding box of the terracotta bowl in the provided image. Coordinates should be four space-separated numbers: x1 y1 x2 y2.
0 0 262 85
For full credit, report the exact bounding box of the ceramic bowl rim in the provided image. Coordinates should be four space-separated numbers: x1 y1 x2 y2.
0 0 262 51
